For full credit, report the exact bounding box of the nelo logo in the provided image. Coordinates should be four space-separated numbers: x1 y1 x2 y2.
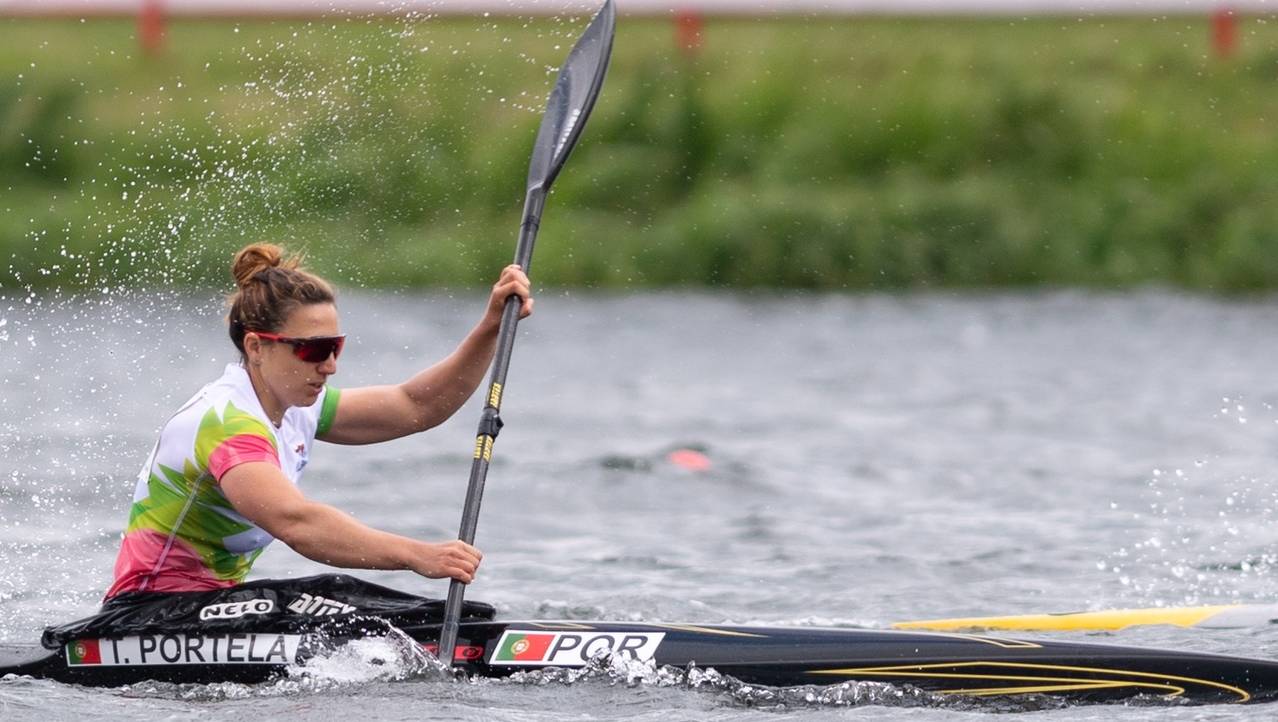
199 599 275 621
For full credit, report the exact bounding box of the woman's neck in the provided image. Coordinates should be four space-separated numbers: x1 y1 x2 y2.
245 363 286 427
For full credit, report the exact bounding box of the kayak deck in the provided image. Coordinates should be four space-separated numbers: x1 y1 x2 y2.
6 620 1278 704
462 621 1278 703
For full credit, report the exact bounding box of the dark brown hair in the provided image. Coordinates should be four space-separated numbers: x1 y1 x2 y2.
226 243 336 354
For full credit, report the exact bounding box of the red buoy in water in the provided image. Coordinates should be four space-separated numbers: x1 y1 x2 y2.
667 448 712 472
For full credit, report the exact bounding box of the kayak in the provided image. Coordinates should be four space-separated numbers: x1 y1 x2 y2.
8 618 1278 703
894 604 1278 632
4 575 1278 704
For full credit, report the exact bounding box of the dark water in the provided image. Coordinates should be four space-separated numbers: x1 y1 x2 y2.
3 289 1278 719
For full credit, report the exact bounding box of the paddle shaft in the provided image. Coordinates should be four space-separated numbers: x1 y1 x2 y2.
434 0 614 665
436 185 545 662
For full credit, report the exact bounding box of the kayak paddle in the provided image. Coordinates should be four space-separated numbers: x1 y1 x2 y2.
436 0 616 667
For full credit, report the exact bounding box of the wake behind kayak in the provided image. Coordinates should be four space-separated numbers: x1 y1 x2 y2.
5 574 1278 705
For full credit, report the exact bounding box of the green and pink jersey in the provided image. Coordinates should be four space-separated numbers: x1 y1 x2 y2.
106 364 340 599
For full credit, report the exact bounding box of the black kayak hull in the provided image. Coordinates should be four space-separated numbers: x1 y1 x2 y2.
7 620 1278 703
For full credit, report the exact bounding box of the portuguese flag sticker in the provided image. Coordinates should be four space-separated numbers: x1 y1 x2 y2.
67 639 101 665
494 632 555 663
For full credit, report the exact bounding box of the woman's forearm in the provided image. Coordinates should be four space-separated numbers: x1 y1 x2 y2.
399 319 500 431
278 501 415 570
277 500 482 582
398 264 531 432
318 266 531 444
313 320 502 445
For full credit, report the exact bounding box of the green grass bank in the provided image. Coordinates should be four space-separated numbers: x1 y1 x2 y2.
3 14 1278 291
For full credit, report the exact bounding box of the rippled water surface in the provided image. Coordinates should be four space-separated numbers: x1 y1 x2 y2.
4 289 1278 720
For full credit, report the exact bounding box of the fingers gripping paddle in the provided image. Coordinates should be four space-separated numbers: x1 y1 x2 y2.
436 0 615 666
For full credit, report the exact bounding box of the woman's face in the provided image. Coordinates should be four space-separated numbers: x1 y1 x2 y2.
246 302 341 412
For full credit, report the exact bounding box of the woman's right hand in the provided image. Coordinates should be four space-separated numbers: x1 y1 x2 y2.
409 540 483 583
482 264 534 329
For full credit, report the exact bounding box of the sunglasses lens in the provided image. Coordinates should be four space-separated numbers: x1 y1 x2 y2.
294 336 344 363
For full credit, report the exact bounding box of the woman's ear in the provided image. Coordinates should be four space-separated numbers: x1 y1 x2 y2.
243 333 262 364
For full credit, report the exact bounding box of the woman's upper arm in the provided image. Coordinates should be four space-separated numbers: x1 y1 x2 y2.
219 462 310 540
318 384 422 445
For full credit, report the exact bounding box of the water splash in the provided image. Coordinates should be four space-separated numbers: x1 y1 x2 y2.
502 651 1086 712
116 626 449 702
1102 396 1278 607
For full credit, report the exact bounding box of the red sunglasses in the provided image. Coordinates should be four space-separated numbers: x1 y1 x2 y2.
253 331 346 363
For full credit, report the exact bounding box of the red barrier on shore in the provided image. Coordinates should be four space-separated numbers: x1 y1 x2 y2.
3 0 1278 19
1212 7 1238 58
675 8 704 56
138 0 165 54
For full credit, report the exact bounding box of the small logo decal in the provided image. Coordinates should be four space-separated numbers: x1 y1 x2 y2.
490 631 664 666
67 639 102 665
199 599 275 621
287 593 356 616
421 643 485 661
555 109 583 158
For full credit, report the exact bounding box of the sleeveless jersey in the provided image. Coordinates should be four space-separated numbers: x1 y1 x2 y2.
106 364 341 599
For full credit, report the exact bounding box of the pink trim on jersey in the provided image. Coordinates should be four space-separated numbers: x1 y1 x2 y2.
106 529 238 598
207 433 280 481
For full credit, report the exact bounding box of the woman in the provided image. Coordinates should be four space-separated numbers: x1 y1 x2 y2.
105 243 532 600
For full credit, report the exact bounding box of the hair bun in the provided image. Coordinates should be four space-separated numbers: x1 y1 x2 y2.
231 243 298 289
224 243 334 354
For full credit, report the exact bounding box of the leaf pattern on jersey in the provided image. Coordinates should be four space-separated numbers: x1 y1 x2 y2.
194 400 277 470
124 401 277 581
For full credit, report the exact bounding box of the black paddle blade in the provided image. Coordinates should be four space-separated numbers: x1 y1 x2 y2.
525 0 615 192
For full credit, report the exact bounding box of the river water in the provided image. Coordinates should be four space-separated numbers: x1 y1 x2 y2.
2 288 1278 719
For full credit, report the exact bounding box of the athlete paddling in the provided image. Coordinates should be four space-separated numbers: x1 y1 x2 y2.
104 243 532 601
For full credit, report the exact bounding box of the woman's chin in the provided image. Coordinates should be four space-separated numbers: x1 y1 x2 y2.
295 388 323 407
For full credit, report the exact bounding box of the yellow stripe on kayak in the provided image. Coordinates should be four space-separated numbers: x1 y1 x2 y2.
892 605 1242 632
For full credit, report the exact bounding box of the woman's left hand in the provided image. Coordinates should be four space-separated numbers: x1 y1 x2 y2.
485 264 534 327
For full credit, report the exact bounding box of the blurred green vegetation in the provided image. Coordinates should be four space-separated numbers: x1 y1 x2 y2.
2 14 1277 291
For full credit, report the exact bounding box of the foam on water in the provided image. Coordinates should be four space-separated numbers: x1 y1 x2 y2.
497 650 1091 713
281 626 447 687
114 626 449 702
